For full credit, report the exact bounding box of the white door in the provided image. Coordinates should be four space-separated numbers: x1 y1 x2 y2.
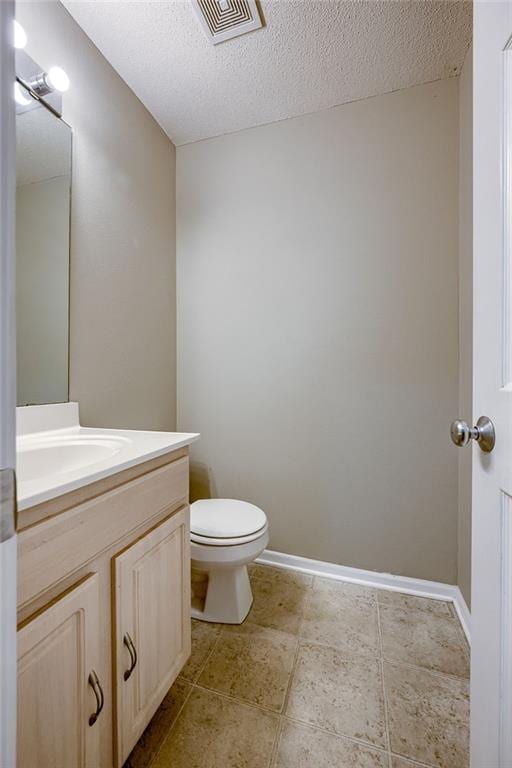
472 2 512 765
0 2 16 767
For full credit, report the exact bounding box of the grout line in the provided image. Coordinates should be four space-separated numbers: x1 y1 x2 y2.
280 576 314 714
295 575 314 643
146 679 194 768
188 625 302 717
294 591 470 685
376 600 392 756
381 656 470 685
281 636 302 715
191 680 283 716
377 598 455 620
198 624 224 671
296 633 381 662
291 633 469 686
267 716 285 768
371 599 470 683
182 622 224 685
389 750 439 768
149 625 226 766
282 713 390 756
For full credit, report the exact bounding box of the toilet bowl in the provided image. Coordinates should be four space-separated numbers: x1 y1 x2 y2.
190 499 269 624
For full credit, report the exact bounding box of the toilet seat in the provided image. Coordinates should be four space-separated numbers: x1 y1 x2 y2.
191 520 268 547
190 499 267 546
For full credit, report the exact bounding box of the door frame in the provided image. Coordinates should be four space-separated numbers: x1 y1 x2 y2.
0 3 17 767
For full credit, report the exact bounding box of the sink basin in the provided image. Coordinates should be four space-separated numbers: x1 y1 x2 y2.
15 402 199 512
17 435 130 482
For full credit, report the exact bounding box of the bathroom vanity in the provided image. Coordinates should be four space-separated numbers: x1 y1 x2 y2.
12 46 200 767
16 404 199 768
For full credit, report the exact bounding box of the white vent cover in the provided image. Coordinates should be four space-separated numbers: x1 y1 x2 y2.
192 0 263 45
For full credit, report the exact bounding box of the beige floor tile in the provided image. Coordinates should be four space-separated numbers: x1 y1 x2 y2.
313 576 377 603
198 622 298 712
152 687 280 768
124 678 192 768
384 661 469 768
379 604 470 678
300 589 379 658
129 567 471 768
286 642 387 749
273 720 389 768
249 563 313 587
377 591 452 617
179 619 222 682
247 568 312 634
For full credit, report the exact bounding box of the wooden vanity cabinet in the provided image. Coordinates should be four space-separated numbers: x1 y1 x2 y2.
16 448 191 768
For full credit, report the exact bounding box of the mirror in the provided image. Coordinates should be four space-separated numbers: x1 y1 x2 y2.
16 103 71 406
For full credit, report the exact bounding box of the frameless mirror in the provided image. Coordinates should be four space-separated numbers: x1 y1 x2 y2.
16 102 71 406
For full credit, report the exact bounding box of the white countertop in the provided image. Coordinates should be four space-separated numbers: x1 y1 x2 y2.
16 403 199 511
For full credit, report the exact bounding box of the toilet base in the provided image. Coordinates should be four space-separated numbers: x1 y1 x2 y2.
191 565 253 624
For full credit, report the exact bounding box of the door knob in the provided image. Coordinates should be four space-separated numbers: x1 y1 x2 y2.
450 416 496 453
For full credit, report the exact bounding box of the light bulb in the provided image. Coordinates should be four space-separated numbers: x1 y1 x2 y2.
14 81 31 106
46 66 70 93
13 20 27 49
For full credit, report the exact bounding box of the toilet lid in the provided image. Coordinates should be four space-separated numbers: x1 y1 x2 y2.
190 499 267 539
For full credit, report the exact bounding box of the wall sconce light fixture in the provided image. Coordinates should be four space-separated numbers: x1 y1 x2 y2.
14 19 70 116
27 66 70 97
14 81 31 107
14 20 27 50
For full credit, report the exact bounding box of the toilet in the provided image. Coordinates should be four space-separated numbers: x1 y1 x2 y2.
190 498 269 624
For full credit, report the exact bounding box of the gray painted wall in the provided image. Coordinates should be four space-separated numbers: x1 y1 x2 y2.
177 79 460 583
17 1 177 430
458 47 473 607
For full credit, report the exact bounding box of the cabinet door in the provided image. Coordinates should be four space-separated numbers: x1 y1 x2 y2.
114 508 191 765
17 573 103 768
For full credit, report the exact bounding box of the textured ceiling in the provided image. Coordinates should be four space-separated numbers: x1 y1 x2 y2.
63 0 472 146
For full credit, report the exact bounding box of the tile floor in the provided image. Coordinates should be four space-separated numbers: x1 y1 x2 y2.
124 564 470 768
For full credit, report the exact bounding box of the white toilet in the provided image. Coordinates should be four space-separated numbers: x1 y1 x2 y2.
190 498 269 624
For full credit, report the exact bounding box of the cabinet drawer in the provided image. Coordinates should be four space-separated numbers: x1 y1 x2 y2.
18 457 189 608
113 508 191 766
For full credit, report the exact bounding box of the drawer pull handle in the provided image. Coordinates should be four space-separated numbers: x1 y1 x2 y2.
123 632 138 681
88 670 104 726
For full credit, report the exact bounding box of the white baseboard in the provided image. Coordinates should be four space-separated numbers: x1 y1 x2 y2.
256 548 471 644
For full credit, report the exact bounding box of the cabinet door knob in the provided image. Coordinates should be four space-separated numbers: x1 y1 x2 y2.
88 670 104 726
123 632 138 681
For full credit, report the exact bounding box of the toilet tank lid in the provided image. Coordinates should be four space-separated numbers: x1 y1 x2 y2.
190 499 267 539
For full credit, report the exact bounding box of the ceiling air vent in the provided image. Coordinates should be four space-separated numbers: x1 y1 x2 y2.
192 0 263 45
